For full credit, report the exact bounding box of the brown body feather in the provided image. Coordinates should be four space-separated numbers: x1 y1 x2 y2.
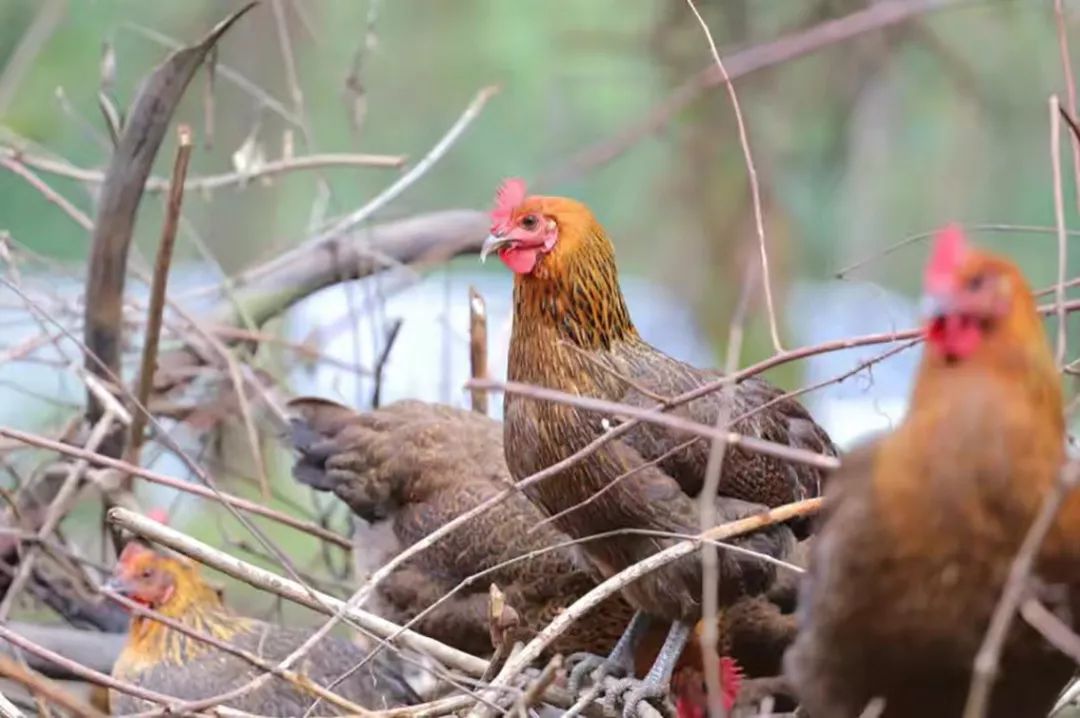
785 249 1080 717
288 398 800 685
110 554 418 715
288 397 636 658
501 199 835 622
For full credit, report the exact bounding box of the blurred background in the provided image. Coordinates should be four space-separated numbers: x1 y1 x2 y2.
0 0 1075 620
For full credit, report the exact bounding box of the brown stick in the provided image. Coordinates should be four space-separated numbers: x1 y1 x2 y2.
468 286 489 415
125 125 193 468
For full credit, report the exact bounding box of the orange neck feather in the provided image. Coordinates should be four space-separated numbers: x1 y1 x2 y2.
512 215 637 352
125 562 236 663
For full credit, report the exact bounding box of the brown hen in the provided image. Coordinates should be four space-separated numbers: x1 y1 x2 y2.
784 225 1080 717
106 542 419 715
288 397 799 712
481 178 835 716
287 396 635 658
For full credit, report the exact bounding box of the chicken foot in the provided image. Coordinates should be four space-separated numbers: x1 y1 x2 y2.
566 611 652 694
603 619 690 718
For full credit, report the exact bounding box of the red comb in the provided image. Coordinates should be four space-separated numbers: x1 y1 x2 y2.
925 223 969 295
490 178 527 235
118 541 153 565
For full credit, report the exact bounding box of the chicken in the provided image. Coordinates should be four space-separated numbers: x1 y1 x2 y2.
784 225 1079 717
106 541 419 715
287 397 636 658
287 397 799 711
481 178 836 716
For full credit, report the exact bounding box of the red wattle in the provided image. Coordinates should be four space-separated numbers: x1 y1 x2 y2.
500 247 539 275
927 315 982 359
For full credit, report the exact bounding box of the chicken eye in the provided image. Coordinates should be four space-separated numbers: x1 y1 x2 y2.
520 215 539 231
967 273 986 291
140 569 153 579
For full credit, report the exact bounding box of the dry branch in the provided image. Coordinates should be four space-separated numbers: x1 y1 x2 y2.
0 147 406 190
83 3 254 431
125 125 193 469
204 209 489 330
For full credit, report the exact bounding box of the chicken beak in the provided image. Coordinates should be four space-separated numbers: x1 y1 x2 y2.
102 576 132 598
480 234 512 263
920 291 953 320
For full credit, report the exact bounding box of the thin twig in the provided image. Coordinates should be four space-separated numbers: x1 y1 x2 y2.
468 498 822 717
468 286 489 415
295 85 499 253
541 0 958 185
1050 96 1069 368
1020 597 1080 664
962 461 1080 718
0 156 92 231
685 0 782 353
699 265 756 718
370 319 403 409
837 222 1080 279
0 147 405 191
1054 0 1080 214
0 425 350 550
468 378 839 471
0 409 116 621
125 125 193 467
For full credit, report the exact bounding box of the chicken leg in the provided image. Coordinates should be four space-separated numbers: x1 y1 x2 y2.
567 611 652 693
605 619 691 718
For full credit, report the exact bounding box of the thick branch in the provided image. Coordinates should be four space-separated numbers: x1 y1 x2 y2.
0 623 124 678
206 209 488 329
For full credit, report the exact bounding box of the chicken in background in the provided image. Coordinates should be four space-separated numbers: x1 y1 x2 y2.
287 397 798 714
784 225 1080 717
287 396 636 659
481 178 836 716
106 542 419 715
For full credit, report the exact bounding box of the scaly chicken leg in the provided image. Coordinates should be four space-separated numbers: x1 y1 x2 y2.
567 611 652 692
605 620 692 718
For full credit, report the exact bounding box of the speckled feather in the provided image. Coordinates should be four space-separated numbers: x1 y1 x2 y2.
785 245 1080 718
288 397 637 658
500 198 835 622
